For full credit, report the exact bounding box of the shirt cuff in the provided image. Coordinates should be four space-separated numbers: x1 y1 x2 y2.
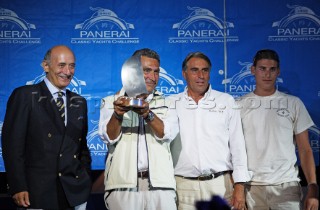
153 122 174 142
232 168 253 183
101 130 122 145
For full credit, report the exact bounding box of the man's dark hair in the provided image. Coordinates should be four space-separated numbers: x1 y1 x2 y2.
182 52 212 71
132 48 160 64
253 49 280 67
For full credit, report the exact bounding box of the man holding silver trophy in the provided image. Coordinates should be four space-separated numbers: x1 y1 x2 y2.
98 48 177 210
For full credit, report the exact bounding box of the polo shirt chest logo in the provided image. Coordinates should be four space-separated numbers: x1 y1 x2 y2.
276 108 290 117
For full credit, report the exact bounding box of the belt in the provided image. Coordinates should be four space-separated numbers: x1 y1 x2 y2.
176 170 232 181
137 170 149 179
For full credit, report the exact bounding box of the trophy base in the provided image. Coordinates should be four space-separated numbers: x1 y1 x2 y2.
128 98 144 107
120 97 145 109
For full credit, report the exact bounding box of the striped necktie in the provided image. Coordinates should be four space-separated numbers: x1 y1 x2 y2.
56 91 65 122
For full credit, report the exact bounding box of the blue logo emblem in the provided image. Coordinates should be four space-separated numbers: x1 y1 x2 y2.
87 120 107 169
0 8 40 44
72 7 138 44
169 6 237 44
156 67 184 96
269 5 320 42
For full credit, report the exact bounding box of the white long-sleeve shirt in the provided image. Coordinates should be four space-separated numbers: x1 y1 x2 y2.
164 86 252 183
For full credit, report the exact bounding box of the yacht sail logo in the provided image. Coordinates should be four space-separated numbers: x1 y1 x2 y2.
222 61 283 98
71 7 138 44
0 8 40 44
268 5 320 42
169 6 238 44
157 67 184 96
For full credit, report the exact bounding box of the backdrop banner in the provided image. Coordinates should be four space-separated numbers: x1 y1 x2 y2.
0 0 319 171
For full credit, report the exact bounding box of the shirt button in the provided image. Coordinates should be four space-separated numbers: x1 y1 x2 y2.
48 133 52 138
60 154 63 157
79 138 82 141
74 155 77 158
58 173 62 177
75 176 79 179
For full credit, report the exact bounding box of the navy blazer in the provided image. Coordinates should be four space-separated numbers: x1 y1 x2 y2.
2 81 92 209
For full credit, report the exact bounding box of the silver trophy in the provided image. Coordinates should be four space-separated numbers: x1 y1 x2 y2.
121 55 148 109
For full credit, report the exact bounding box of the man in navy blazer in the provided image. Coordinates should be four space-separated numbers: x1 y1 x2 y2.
2 45 92 209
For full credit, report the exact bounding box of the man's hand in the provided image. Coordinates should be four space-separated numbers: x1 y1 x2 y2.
13 191 30 207
132 100 149 118
113 96 131 117
230 183 246 210
107 96 131 139
114 96 150 118
304 184 319 210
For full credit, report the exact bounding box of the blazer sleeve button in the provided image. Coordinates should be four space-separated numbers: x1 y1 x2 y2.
48 133 52 138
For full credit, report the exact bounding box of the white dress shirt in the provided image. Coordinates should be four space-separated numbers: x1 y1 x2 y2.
44 77 67 125
164 86 252 183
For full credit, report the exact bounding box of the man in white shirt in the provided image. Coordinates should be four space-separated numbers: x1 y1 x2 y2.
238 49 318 210
98 48 177 210
164 52 251 210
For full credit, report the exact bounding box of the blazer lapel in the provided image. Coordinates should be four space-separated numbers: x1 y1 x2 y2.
38 81 66 132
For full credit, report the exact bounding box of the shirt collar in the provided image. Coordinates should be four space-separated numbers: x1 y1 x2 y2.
44 77 66 96
183 84 212 102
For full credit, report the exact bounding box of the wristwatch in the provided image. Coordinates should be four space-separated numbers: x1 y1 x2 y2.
144 110 155 122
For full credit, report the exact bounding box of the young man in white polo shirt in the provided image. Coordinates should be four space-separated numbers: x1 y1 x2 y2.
238 49 318 210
